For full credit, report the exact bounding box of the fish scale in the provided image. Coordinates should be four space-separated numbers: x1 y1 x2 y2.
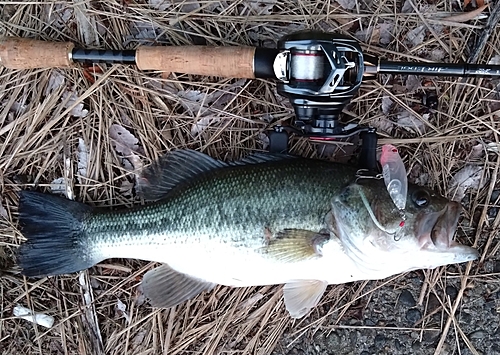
85 159 356 261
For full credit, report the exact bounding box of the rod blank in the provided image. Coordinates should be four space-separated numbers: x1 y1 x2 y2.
378 61 500 78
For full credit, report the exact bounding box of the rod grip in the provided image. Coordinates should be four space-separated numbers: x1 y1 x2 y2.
136 46 257 78
0 37 74 69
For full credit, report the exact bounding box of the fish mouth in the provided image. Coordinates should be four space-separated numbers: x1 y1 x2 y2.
430 201 461 250
419 201 479 263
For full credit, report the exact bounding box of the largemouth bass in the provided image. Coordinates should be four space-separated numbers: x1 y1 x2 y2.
17 150 478 318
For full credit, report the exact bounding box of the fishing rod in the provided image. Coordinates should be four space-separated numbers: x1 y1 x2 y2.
2 31 499 170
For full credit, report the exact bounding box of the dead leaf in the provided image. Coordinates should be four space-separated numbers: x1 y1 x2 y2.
109 124 140 156
74 0 99 46
336 0 356 10
406 75 421 93
125 21 160 45
191 115 221 136
409 164 429 186
45 71 65 96
61 90 88 118
0 197 7 219
176 0 200 12
448 165 485 201
382 96 393 115
149 0 201 12
430 48 446 62
354 28 371 43
442 4 489 23
133 330 147 347
109 124 143 171
148 0 170 11
77 138 88 184
119 180 135 196
258 132 270 150
402 0 414 13
379 23 394 45
370 117 394 134
396 111 428 133
245 0 277 15
237 293 264 310
470 143 484 160
173 79 246 137
45 4 73 30
406 25 426 47
115 299 131 324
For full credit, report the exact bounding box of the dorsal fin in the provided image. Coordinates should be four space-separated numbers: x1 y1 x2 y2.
137 149 228 201
229 152 295 166
137 150 296 201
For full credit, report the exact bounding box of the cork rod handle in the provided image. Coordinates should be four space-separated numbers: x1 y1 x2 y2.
0 38 260 79
0 37 74 69
136 46 257 78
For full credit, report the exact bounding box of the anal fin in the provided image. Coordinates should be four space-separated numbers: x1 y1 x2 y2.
141 264 216 308
283 280 328 319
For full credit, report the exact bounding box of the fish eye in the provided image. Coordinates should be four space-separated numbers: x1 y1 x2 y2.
412 189 430 207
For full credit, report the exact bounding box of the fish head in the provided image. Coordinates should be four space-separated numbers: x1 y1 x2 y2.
330 180 478 277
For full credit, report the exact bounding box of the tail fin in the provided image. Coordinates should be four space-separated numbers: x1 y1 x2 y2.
17 190 95 277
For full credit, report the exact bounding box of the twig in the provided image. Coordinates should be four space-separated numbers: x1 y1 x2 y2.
469 1 500 63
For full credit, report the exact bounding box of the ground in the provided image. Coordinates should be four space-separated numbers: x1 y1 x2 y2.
1 1 499 355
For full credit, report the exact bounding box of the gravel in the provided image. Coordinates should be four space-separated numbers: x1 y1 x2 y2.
272 270 500 355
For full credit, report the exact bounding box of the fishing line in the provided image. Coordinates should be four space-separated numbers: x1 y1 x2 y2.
358 188 398 235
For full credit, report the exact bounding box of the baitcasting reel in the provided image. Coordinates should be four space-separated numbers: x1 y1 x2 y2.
270 31 379 169
275 31 375 137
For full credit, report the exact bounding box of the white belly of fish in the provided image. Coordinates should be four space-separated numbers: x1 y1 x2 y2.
98 234 360 287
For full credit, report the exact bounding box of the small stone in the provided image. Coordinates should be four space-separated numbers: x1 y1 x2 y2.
364 318 376 326
423 330 440 343
411 341 424 351
460 312 472 324
494 261 500 273
399 290 416 307
349 331 358 346
394 338 402 350
325 332 341 348
469 330 488 340
374 334 386 349
490 190 500 202
488 207 499 219
427 293 440 311
406 309 422 323
360 352 371 355
445 286 458 302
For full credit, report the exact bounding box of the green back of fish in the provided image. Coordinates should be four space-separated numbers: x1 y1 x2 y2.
85 157 359 250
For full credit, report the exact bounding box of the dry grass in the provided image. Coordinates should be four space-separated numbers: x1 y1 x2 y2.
0 1 499 354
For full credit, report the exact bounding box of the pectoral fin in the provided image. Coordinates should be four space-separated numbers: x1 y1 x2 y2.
283 280 328 319
264 229 329 262
141 264 216 308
